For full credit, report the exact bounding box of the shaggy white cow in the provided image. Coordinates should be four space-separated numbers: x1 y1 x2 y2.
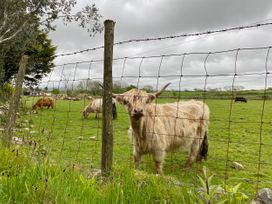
83 98 117 119
113 83 209 174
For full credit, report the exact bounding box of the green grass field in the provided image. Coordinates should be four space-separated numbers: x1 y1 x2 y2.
14 96 272 197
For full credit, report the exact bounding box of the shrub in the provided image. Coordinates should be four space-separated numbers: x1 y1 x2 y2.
0 83 15 103
51 88 60 95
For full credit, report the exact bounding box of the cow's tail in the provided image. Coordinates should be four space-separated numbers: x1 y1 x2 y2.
200 131 208 161
112 103 117 120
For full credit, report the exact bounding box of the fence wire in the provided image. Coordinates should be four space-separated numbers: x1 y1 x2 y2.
2 21 272 201
10 45 270 197
54 21 272 57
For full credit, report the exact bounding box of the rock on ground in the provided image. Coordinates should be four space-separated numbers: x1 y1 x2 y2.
252 188 272 204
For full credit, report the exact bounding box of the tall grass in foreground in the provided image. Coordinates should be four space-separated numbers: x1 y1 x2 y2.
0 144 250 203
0 144 187 203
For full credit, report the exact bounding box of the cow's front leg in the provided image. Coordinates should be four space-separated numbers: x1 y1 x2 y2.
133 147 142 169
133 153 142 169
185 139 202 168
153 150 165 174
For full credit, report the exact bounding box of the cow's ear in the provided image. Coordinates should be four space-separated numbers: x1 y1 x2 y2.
114 94 127 105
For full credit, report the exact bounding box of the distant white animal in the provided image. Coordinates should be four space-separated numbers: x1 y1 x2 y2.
82 98 117 119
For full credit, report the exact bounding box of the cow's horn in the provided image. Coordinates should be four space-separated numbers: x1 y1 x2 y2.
155 83 171 97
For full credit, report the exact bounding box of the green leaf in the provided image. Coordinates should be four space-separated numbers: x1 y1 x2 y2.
208 175 214 186
197 175 206 189
216 199 228 204
231 183 242 193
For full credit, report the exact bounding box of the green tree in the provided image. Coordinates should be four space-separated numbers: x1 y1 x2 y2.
76 80 102 95
0 0 102 44
113 81 127 93
126 84 137 91
0 0 102 86
2 31 56 86
76 80 89 94
52 88 60 95
89 81 102 96
0 82 14 102
142 85 153 93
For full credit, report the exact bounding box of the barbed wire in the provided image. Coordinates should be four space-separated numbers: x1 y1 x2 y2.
5 45 271 80
52 45 272 67
54 22 272 58
9 41 272 198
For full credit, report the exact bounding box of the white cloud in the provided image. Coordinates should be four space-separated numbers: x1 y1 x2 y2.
45 0 272 90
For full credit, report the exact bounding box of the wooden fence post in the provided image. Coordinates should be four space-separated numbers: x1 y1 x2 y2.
3 55 28 146
101 20 115 175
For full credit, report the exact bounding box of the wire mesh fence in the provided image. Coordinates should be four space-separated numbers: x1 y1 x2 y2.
2 22 272 198
15 45 271 193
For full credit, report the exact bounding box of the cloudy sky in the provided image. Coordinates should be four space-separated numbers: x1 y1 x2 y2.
45 0 272 91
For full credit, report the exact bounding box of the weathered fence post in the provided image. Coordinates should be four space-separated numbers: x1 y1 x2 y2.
101 20 115 175
3 55 28 146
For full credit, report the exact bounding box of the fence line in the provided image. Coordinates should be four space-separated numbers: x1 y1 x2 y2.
3 20 272 198
52 45 272 68
49 44 272 193
101 20 115 175
256 47 270 191
4 55 28 145
55 22 272 57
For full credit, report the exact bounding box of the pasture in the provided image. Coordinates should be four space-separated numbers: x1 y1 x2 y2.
16 95 272 195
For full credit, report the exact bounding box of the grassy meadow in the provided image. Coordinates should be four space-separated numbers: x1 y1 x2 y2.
1 92 272 203
22 96 272 187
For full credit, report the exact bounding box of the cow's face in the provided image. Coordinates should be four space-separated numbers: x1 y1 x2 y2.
82 107 93 118
114 89 155 120
82 110 88 118
113 83 170 120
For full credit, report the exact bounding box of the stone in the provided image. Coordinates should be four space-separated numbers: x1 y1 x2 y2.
89 168 101 178
11 137 24 145
20 123 27 127
89 136 96 140
231 161 244 170
252 188 272 204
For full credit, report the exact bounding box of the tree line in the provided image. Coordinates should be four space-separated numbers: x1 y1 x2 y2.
36 80 155 97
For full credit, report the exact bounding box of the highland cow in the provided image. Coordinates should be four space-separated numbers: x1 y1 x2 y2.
113 83 210 174
32 97 55 110
234 96 247 103
83 98 117 119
